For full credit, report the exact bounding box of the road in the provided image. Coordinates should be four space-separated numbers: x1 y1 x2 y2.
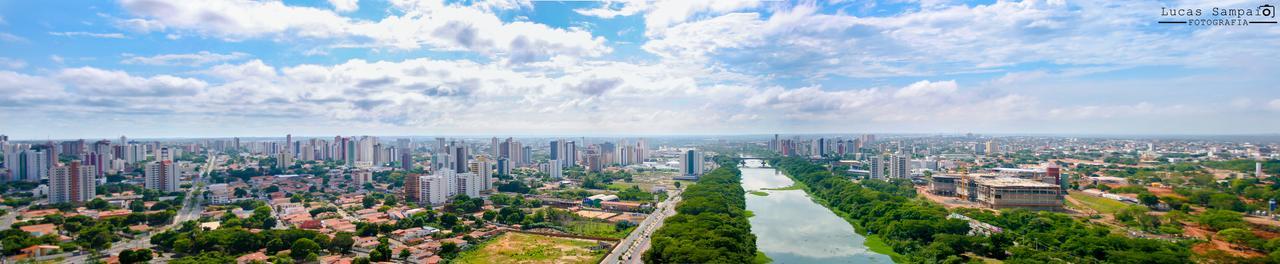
601 188 682 264
172 154 217 227
59 154 219 263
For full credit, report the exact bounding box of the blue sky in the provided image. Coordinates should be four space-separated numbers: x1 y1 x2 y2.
1 0 1278 139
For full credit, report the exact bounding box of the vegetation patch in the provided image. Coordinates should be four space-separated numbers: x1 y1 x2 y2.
748 190 770 196
645 161 758 263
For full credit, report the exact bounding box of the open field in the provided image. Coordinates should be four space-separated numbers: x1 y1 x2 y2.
454 232 609 264
1068 191 1130 214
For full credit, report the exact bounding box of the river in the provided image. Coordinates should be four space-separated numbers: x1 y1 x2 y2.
740 159 894 263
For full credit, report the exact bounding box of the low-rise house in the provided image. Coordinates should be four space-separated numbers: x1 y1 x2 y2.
19 223 57 236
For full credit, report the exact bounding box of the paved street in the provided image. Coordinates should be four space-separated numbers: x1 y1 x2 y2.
601 188 682 264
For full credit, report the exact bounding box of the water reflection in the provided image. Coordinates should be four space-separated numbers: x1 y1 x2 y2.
741 159 893 264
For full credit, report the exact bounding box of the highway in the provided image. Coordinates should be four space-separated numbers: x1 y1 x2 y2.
601 188 682 264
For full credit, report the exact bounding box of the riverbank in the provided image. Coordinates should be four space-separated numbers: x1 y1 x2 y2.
771 167 907 263
739 159 894 263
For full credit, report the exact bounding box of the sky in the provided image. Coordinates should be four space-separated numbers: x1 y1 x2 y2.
1 0 1279 140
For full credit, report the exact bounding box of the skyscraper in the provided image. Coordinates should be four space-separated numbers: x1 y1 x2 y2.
50 160 95 204
678 149 704 180
145 160 178 192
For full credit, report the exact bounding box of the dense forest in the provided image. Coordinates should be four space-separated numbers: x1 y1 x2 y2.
771 157 1193 263
644 162 758 263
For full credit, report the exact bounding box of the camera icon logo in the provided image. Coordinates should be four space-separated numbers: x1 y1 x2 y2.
1262 4 1275 18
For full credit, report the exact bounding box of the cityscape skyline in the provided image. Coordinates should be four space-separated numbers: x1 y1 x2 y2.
1 1 1279 139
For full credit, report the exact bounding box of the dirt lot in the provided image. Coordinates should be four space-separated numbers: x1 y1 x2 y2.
453 232 609 264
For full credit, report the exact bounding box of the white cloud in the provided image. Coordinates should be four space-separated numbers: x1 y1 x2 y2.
57 67 207 97
574 1 649 19
329 0 359 12
894 80 957 98
49 31 127 38
114 18 166 33
0 32 25 43
0 71 67 103
643 0 762 36
122 51 250 66
117 0 609 62
0 57 26 69
1268 99 1280 112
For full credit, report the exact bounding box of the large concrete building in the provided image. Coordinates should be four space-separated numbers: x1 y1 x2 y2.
958 175 1063 211
928 174 960 196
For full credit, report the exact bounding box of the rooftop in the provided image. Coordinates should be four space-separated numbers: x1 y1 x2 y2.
976 177 1059 188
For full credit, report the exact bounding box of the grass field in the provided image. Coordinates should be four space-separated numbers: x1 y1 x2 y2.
454 232 609 264
1068 191 1130 214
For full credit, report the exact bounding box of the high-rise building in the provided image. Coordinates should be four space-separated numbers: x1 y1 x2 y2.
404 172 422 202
417 174 449 205
401 152 413 171
1259 162 1266 178
12 149 47 182
490 137 499 158
678 149 704 179
352 169 372 188
457 172 483 197
451 143 469 173
497 158 511 176
889 155 909 179
585 148 602 172
521 146 532 165
277 152 294 169
145 160 179 192
548 160 563 178
50 161 95 204
550 140 562 166
868 156 885 179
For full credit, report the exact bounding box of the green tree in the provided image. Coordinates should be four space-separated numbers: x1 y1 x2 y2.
266 238 286 254
119 249 154 264
290 238 320 260
1138 193 1159 207
1217 228 1260 250
129 200 147 212
330 232 355 254
87 198 110 210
